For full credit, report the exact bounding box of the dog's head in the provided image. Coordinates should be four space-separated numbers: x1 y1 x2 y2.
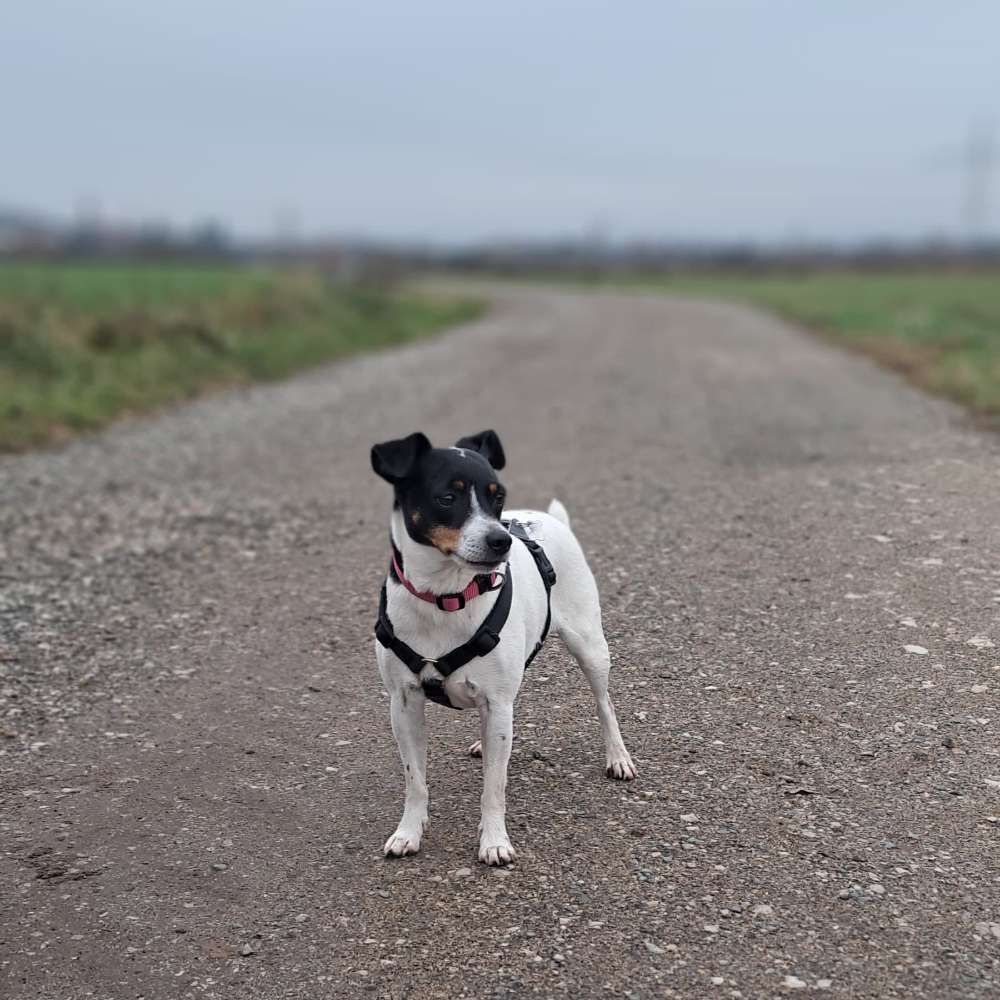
371 429 511 569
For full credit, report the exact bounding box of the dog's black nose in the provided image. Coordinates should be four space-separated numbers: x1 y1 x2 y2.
486 527 512 555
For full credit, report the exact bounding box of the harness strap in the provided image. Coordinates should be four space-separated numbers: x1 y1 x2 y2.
375 570 513 708
506 520 556 667
374 519 557 710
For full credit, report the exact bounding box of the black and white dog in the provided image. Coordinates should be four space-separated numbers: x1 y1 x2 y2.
371 429 636 865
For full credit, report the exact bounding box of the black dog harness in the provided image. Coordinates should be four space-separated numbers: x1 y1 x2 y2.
375 520 557 709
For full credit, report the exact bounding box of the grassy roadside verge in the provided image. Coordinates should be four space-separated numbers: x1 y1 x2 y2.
0 263 483 451
599 271 1000 424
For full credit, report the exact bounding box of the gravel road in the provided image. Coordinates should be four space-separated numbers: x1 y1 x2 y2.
2 285 999 1000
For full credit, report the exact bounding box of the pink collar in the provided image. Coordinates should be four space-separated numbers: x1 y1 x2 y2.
391 545 502 612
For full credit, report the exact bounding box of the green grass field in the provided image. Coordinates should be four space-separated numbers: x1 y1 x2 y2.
0 263 481 451
615 270 1000 423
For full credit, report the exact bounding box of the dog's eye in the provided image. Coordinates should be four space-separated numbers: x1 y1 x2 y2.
494 493 506 507
435 494 456 508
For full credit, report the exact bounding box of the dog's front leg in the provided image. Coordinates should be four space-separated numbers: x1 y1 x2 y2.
477 698 516 865
383 686 428 857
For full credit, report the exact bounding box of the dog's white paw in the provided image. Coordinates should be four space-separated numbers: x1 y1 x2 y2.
383 827 423 857
468 740 482 758
478 838 516 866
606 752 638 781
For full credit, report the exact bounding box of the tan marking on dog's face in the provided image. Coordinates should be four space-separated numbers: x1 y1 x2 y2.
428 525 462 554
411 510 422 525
487 483 498 494
452 479 465 490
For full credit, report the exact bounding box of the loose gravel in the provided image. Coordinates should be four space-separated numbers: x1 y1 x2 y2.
1 285 999 999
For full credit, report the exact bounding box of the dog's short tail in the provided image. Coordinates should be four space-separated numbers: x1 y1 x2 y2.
547 497 570 527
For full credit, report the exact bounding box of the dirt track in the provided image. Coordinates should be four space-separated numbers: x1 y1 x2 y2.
2 284 999 999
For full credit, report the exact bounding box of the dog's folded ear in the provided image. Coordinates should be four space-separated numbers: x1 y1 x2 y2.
455 429 506 470
371 432 431 484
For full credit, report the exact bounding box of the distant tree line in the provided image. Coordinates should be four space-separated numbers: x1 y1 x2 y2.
2 206 998 276
0 209 234 262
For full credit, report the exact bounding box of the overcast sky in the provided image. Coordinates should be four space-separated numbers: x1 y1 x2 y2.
4 1 998 243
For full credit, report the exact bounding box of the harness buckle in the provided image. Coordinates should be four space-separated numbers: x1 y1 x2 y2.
421 675 456 708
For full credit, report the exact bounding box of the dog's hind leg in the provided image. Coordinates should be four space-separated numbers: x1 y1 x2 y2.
560 625 637 780
477 698 516 865
383 687 429 857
